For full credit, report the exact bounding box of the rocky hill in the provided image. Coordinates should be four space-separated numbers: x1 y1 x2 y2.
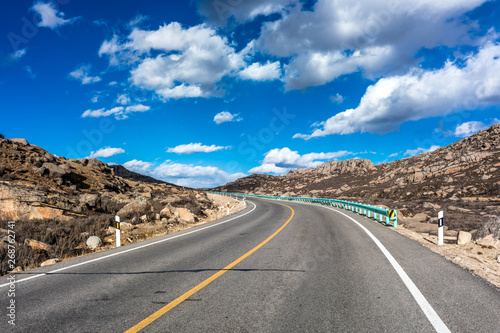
0 137 226 274
215 124 500 231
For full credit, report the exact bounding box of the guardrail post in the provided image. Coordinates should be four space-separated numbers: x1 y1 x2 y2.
438 211 443 246
115 215 121 247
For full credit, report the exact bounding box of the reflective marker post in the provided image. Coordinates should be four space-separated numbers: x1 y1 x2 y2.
438 211 444 246
227 202 230 216
115 215 121 248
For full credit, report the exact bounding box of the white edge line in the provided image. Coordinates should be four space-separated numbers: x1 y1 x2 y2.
0 201 257 288
282 199 451 333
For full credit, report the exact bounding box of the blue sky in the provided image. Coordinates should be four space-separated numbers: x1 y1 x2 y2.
1 0 500 188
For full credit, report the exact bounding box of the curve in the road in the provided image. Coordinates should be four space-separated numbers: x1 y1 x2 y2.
295 200 451 333
0 200 258 289
125 202 295 333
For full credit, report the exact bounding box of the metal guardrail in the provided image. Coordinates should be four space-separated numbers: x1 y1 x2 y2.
206 191 398 228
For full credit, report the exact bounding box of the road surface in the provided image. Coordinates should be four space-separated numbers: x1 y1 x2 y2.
1 198 499 332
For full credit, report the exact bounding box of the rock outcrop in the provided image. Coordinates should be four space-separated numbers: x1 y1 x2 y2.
214 124 500 231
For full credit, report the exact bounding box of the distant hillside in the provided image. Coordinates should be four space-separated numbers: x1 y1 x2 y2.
0 137 220 274
214 124 500 230
110 165 176 186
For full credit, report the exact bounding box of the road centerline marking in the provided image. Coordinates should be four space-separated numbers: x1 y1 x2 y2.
0 201 257 289
125 202 294 333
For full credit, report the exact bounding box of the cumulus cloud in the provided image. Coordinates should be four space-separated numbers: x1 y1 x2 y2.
81 104 150 120
248 0 489 90
294 41 500 139
31 2 76 29
123 159 154 173
404 145 440 157
214 111 242 124
116 94 130 105
239 61 281 81
122 159 246 188
87 147 125 159
100 22 245 99
69 64 101 85
453 121 492 137
249 147 351 174
167 143 231 154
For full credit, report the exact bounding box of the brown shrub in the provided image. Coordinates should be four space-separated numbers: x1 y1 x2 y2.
0 215 114 275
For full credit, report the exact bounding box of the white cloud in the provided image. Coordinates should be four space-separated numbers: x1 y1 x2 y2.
125 104 150 112
250 0 489 90
116 94 130 105
100 22 245 99
167 143 231 154
329 93 344 104
404 145 440 157
12 49 27 59
453 121 488 137
87 147 125 159
294 41 500 139
197 0 294 24
81 104 150 120
81 107 124 118
31 2 75 29
239 61 281 81
214 111 242 124
249 147 351 175
69 65 101 85
388 152 399 158
123 159 154 173
122 159 246 188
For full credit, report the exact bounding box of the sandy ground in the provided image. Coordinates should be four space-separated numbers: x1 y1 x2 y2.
394 227 500 289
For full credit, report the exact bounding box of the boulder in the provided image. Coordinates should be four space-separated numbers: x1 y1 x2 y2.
41 258 60 267
160 204 174 219
174 207 195 223
86 236 102 249
44 152 56 163
79 194 101 209
10 138 29 145
457 231 472 245
41 163 69 179
474 216 500 240
116 197 153 219
405 222 438 233
423 202 441 210
408 213 429 223
24 239 51 251
476 234 500 249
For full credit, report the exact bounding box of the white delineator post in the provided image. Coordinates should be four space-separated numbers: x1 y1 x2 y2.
227 202 230 216
115 215 121 248
438 211 444 246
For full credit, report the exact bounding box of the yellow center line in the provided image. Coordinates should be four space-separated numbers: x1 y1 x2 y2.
125 202 295 333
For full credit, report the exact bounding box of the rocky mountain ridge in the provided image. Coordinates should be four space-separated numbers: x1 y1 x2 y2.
0 136 227 274
215 124 500 231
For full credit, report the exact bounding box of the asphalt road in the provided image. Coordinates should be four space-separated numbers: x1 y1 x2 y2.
1 198 499 332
